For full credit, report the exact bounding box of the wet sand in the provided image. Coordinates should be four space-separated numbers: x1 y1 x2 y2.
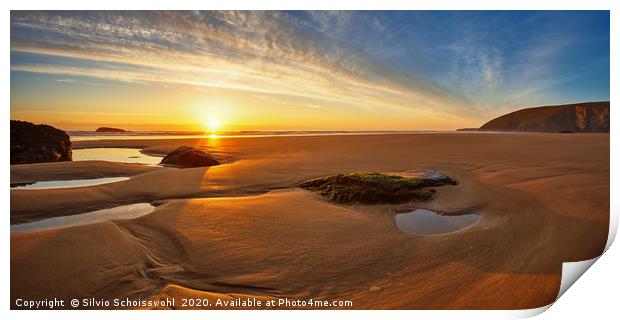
10 133 609 309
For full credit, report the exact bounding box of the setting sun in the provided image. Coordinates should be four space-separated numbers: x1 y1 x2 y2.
205 117 221 132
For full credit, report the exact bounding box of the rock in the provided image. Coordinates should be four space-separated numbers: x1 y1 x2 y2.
298 172 456 204
95 127 126 132
10 120 72 164
159 146 220 168
479 101 609 133
400 170 456 186
10 182 35 188
369 286 382 292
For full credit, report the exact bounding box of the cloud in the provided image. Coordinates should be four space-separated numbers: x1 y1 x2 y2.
56 78 107 86
10 11 609 126
10 11 474 121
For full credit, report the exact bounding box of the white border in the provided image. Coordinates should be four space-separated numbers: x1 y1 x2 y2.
3 1 617 319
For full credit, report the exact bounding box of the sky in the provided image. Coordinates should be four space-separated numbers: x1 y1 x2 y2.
10 11 610 131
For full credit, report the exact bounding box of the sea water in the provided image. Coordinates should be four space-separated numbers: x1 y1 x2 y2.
395 209 480 236
11 203 156 233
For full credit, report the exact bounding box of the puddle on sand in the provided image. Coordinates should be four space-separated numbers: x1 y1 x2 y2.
11 203 156 233
395 209 480 236
10 177 130 190
72 148 162 165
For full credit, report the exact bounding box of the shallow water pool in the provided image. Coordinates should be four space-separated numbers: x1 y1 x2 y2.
395 209 480 236
72 148 162 165
11 203 156 233
10 177 130 190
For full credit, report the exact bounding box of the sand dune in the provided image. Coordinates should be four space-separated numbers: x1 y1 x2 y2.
10 133 609 309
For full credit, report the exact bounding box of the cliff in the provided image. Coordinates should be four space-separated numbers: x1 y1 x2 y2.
479 101 609 133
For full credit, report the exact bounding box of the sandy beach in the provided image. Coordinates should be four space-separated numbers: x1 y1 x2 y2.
9 132 609 309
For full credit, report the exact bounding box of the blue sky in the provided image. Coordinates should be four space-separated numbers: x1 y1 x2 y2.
10 11 610 130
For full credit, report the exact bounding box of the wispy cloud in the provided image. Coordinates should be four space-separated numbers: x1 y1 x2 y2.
10 11 474 120
10 11 609 128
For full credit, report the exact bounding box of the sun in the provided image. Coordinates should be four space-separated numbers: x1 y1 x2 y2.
205 117 221 132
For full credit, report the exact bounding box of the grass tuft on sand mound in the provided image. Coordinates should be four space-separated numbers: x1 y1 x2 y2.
298 172 456 204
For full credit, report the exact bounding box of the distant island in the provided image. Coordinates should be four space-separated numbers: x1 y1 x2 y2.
470 101 609 133
95 127 127 133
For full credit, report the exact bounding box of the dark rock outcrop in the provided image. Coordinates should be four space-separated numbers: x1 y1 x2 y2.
479 101 609 133
11 120 72 164
298 171 456 204
95 127 126 132
159 146 220 168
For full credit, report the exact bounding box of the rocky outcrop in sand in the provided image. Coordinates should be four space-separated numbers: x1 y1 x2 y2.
10 120 72 164
298 171 456 204
479 101 609 133
95 127 126 132
160 146 220 168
